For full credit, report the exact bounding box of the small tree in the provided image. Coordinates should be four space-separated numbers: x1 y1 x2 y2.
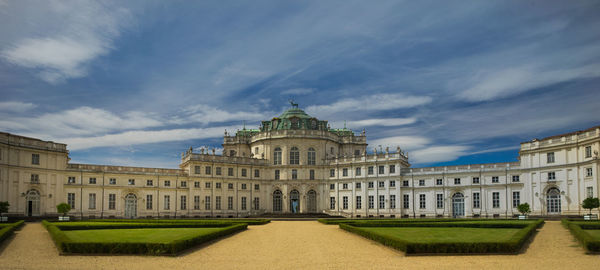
517 203 531 216
0 201 9 216
582 197 600 215
56 203 71 217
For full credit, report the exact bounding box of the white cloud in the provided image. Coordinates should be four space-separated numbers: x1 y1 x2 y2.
411 145 471 164
280 88 315 95
368 136 430 151
0 1 131 83
181 104 270 124
469 145 520 155
0 101 36 113
305 93 432 116
348 117 416 128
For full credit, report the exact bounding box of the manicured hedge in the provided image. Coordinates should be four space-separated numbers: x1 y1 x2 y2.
562 219 600 253
0 220 24 244
318 218 535 225
341 220 541 229
339 219 543 254
51 221 239 231
42 220 247 255
87 218 271 225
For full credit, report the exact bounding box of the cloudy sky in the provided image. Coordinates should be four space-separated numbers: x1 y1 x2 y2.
1 0 599 168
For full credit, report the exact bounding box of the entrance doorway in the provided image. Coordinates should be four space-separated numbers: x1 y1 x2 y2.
26 189 40 217
273 190 282 212
290 190 300 213
124 193 137 218
547 188 561 214
307 190 317 213
452 193 464 218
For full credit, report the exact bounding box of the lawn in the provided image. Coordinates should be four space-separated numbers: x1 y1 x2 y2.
358 227 521 243
585 229 600 240
562 219 600 253
63 227 226 243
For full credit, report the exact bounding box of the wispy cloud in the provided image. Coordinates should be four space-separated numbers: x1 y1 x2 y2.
347 118 416 128
178 104 271 125
306 93 431 117
411 145 471 164
0 101 36 113
281 88 315 95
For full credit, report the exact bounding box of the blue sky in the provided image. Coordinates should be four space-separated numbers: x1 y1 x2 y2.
0 0 599 168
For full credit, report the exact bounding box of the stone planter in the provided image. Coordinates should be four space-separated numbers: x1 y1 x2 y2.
518 215 527 220
58 216 70 221
0 216 7 222
584 214 598 220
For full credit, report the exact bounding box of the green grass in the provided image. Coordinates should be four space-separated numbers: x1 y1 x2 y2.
584 230 600 240
63 227 230 243
0 220 25 245
87 218 270 225
562 219 600 253
359 227 521 243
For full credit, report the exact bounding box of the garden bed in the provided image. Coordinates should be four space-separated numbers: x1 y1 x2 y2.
0 220 25 245
562 219 600 253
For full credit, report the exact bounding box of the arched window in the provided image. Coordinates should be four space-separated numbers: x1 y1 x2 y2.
547 188 561 214
273 190 282 212
307 147 316 165
307 190 317 212
273 147 282 165
289 146 299 165
330 147 334 155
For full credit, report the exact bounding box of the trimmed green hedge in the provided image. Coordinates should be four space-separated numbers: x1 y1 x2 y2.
42 220 247 255
0 220 24 244
50 221 239 231
87 218 270 225
339 219 543 254
318 218 536 225
562 219 600 253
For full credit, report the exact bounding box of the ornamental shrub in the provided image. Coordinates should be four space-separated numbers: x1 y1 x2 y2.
582 197 600 215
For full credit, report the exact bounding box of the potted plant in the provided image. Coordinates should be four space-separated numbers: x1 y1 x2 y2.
517 203 531 220
582 197 599 220
0 201 9 222
56 203 71 221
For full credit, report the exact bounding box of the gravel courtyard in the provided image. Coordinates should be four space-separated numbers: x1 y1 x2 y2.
0 221 597 270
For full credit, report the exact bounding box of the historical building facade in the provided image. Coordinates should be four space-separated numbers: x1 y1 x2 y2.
0 105 598 218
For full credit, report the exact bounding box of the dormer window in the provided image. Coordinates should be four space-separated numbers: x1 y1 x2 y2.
291 117 299 129
311 119 317 129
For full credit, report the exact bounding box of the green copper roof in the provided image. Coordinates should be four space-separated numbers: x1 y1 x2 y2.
278 108 313 119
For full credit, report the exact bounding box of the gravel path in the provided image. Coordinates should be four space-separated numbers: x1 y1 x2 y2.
0 221 597 269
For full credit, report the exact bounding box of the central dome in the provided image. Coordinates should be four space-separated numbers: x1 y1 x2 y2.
279 107 313 119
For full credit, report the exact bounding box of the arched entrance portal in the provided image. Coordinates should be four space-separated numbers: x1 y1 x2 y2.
452 193 464 218
290 190 300 213
25 189 40 217
547 188 561 214
124 193 137 218
273 190 282 212
307 190 317 213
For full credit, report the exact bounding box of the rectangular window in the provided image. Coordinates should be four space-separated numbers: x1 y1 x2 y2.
330 197 336 210
330 169 335 177
390 195 396 209
194 181 200 188
368 166 374 175
216 196 221 210
586 168 593 177
228 183 234 190
194 166 201 174
216 183 222 189
194 196 200 210
436 179 443 185
67 193 75 209
548 172 556 180
205 182 211 189
419 194 426 209
253 197 260 210
164 195 170 210
436 193 443 209
205 166 212 175
146 179 153 186
390 165 396 174
32 153 40 165
216 167 222 175
343 183 348 189
587 187 594 198
454 178 460 185
512 192 520 208
308 150 316 165
419 179 425 186
254 184 260 190
355 167 361 176
356 182 361 189
356 196 362 209
128 179 135 185
547 152 555 163
330 184 335 190
368 195 374 209
512 175 520 182
228 168 234 176
292 169 298 180
492 176 499 183
354 149 360 156
389 180 396 187
310 169 315 180
89 177 96 184
30 174 39 184
492 192 500 208
368 181 374 188
146 195 153 210
403 194 409 209
241 197 247 210
378 166 384 174
68 176 77 184
228 196 233 210
343 196 348 209
241 183 247 190
275 170 280 180
473 177 480 184
585 146 592 158
403 180 409 187
88 193 96 209
181 196 187 210
342 168 348 177
164 180 171 187
241 168 247 177
180 181 187 187
108 194 116 210
205 196 211 210
378 181 384 188
254 169 260 178
473 192 480 208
